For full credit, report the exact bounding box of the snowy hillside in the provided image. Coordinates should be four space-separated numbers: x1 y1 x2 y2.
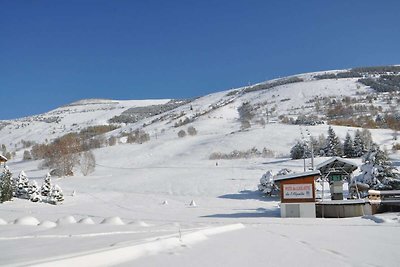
1 66 400 266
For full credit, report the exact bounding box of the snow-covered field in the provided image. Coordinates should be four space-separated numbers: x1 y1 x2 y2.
1 71 400 266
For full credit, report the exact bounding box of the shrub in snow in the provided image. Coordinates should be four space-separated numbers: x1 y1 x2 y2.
48 185 64 204
177 130 186 138
80 150 96 176
258 171 279 196
189 200 197 207
0 166 13 203
40 173 51 197
187 126 197 136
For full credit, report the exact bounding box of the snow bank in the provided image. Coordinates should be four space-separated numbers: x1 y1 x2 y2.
26 224 245 267
56 216 77 225
39 221 57 228
100 216 124 225
129 220 149 227
13 216 40 226
78 217 95 225
0 218 7 225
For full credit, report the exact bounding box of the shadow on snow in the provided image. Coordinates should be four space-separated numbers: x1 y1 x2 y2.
218 190 279 202
202 208 280 218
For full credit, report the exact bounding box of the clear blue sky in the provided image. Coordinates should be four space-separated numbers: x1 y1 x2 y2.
1 0 399 119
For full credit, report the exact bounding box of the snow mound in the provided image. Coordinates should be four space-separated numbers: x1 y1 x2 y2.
0 218 7 225
101 216 125 225
56 216 77 225
78 217 95 225
13 216 40 226
39 221 57 228
129 220 150 227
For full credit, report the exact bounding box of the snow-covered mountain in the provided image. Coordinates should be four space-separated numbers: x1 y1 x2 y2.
1 66 400 266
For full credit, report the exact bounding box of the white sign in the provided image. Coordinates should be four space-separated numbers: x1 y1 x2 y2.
283 184 313 199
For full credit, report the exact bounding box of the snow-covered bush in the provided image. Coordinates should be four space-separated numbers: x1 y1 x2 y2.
177 130 186 138
258 171 279 196
187 126 197 136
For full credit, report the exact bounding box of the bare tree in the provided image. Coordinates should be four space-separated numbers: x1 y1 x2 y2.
80 151 96 176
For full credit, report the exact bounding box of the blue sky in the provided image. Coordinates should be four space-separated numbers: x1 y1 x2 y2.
1 0 400 119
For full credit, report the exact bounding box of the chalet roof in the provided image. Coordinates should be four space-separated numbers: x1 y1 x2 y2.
274 170 320 182
316 157 358 175
0 154 7 162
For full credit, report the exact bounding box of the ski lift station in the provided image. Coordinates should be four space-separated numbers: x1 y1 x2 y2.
275 157 390 218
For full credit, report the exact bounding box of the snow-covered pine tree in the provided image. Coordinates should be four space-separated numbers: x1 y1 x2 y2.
353 129 366 157
15 170 30 199
40 173 52 196
49 185 64 204
343 132 355 158
324 126 343 157
358 144 400 189
28 180 42 202
0 166 13 203
258 171 279 196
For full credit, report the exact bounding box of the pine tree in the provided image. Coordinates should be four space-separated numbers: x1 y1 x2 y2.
15 170 30 199
49 185 64 204
353 129 366 157
325 126 342 156
28 180 41 202
290 140 308 159
40 173 51 197
343 132 355 158
361 144 400 189
0 167 13 203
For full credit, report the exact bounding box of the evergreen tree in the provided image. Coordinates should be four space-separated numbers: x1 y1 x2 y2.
343 132 355 158
40 173 52 196
360 144 400 189
324 126 342 156
290 140 309 159
49 185 64 204
15 170 30 199
0 166 13 203
353 129 366 157
28 180 41 202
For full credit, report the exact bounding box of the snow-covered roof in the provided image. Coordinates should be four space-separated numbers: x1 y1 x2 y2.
274 170 320 182
0 154 7 162
316 157 358 175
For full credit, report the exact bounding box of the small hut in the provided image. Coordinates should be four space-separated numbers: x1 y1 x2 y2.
274 170 320 218
0 154 7 166
316 157 358 200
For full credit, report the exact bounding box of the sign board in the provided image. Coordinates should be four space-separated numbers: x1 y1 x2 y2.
283 184 313 199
